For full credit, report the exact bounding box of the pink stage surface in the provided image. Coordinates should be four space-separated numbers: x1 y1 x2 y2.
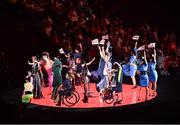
30 83 157 108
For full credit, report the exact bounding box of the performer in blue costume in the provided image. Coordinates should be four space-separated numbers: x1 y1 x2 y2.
96 42 112 93
137 50 149 101
122 41 138 88
148 48 158 96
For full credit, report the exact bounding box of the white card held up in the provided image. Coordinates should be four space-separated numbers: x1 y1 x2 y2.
59 48 65 54
132 35 140 40
92 39 99 45
148 43 155 48
99 39 105 45
137 45 145 51
102 35 109 40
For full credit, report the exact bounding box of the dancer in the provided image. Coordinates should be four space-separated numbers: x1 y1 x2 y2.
28 56 43 99
80 57 96 103
148 48 158 96
42 52 53 88
51 57 62 100
129 41 138 88
110 62 123 106
137 50 149 101
97 44 112 100
121 41 138 88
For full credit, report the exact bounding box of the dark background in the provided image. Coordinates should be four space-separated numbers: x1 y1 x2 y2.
0 0 180 123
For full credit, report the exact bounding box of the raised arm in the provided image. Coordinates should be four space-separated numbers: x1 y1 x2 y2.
144 50 147 65
86 57 96 66
113 62 121 67
153 48 157 63
134 41 138 49
106 41 110 53
28 60 33 65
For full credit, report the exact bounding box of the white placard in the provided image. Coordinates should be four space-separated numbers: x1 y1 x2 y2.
92 39 99 45
137 45 145 51
148 43 155 48
102 35 109 40
132 35 140 40
99 39 105 45
59 48 65 54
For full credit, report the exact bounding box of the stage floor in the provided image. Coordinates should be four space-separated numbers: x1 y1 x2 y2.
30 83 157 108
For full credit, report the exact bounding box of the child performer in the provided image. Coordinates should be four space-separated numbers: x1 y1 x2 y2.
137 50 149 101
22 71 33 103
148 48 158 96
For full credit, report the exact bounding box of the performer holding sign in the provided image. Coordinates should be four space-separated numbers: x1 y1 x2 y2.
148 48 158 96
122 36 139 89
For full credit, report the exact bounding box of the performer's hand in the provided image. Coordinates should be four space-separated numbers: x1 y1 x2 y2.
137 70 140 75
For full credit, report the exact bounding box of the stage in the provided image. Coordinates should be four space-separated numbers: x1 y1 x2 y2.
29 83 156 108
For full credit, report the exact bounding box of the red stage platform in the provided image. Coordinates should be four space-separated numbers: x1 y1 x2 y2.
30 83 157 108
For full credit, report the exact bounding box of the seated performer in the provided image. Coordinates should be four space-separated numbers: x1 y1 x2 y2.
56 76 72 106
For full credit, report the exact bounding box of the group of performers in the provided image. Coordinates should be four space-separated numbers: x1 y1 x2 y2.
22 35 158 106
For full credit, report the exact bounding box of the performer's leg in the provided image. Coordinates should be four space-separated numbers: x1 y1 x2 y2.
138 87 142 101
83 83 88 103
131 76 137 89
145 87 149 101
148 81 152 96
152 81 157 96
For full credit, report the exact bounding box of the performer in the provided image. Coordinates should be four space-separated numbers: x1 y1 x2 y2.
97 44 112 99
137 50 149 101
42 52 53 88
110 62 123 106
80 57 96 103
56 77 73 106
148 48 158 96
129 41 138 88
122 41 138 88
22 71 33 103
28 56 43 99
51 57 62 100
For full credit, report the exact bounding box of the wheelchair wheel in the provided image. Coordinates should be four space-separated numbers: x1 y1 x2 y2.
73 90 80 103
63 93 78 107
104 92 114 104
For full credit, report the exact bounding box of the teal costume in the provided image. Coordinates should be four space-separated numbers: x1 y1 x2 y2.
51 58 62 99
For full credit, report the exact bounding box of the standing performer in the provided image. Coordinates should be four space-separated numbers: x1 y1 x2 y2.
28 56 43 99
129 41 138 88
122 41 138 88
51 57 62 100
148 48 158 96
81 57 96 103
137 50 149 101
110 62 123 106
97 44 112 97
42 52 53 88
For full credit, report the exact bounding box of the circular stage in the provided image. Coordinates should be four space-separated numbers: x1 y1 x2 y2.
30 83 157 108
